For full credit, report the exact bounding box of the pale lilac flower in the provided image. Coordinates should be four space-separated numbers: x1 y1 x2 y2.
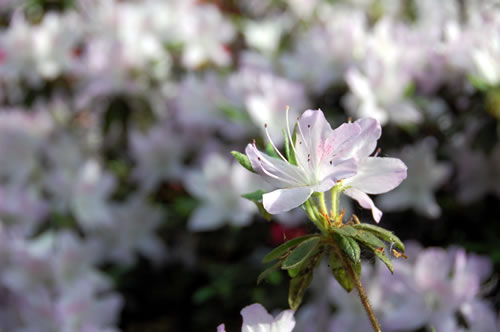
246 109 360 214
228 60 309 143
340 118 407 222
343 20 422 125
176 1 235 68
130 124 185 191
71 160 116 230
456 142 500 203
218 303 295 332
243 15 291 55
377 138 452 218
281 7 367 93
185 153 261 231
0 109 52 185
89 195 167 266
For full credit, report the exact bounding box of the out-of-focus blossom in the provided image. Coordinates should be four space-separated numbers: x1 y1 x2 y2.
323 242 497 332
0 109 52 184
343 19 422 125
70 160 116 230
246 109 359 214
0 229 122 332
130 124 185 191
377 138 452 218
184 153 260 231
218 303 295 332
340 118 407 222
228 57 308 142
281 6 367 93
243 15 291 55
0 11 82 84
456 142 500 203
176 1 235 69
90 195 167 266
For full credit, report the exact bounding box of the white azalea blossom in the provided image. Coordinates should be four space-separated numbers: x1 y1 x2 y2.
246 109 360 214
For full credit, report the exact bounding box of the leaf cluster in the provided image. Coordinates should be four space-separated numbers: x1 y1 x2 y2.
258 223 405 310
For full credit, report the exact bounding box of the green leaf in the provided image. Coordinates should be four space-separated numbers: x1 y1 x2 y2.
335 234 361 264
265 142 280 159
374 249 394 274
353 230 386 250
283 129 297 165
332 225 359 237
262 234 318 263
257 261 282 284
241 190 265 202
329 252 360 293
231 151 255 173
282 237 321 270
353 224 405 252
288 270 313 310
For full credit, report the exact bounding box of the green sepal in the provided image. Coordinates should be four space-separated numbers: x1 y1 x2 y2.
257 261 282 285
281 237 321 270
265 142 280 159
335 233 361 264
256 202 272 221
288 270 313 310
262 234 318 263
353 223 405 252
231 151 255 173
241 190 265 202
374 248 394 274
283 129 297 165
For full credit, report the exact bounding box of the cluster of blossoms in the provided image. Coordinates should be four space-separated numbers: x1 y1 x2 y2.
294 243 498 332
0 0 497 330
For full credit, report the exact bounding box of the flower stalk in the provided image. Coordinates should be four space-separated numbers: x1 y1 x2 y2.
331 240 382 332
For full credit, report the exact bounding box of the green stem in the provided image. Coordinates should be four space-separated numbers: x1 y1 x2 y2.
330 187 340 220
332 241 381 332
318 192 328 215
304 200 326 234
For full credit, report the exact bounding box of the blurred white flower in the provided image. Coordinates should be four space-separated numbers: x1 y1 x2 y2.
343 19 422 125
218 303 295 332
71 160 116 230
130 124 185 191
228 59 308 143
377 138 451 218
184 153 261 231
176 1 235 68
90 195 167 266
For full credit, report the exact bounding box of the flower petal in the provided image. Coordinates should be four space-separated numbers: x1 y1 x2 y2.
343 187 382 222
263 187 313 214
241 303 274 331
272 309 296 332
245 143 305 188
348 118 381 160
188 204 226 231
343 157 407 194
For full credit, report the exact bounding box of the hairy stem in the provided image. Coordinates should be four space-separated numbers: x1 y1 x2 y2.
332 241 382 332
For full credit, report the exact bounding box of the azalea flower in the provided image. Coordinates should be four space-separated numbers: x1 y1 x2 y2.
340 118 408 222
377 138 451 218
246 109 360 214
217 303 295 332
